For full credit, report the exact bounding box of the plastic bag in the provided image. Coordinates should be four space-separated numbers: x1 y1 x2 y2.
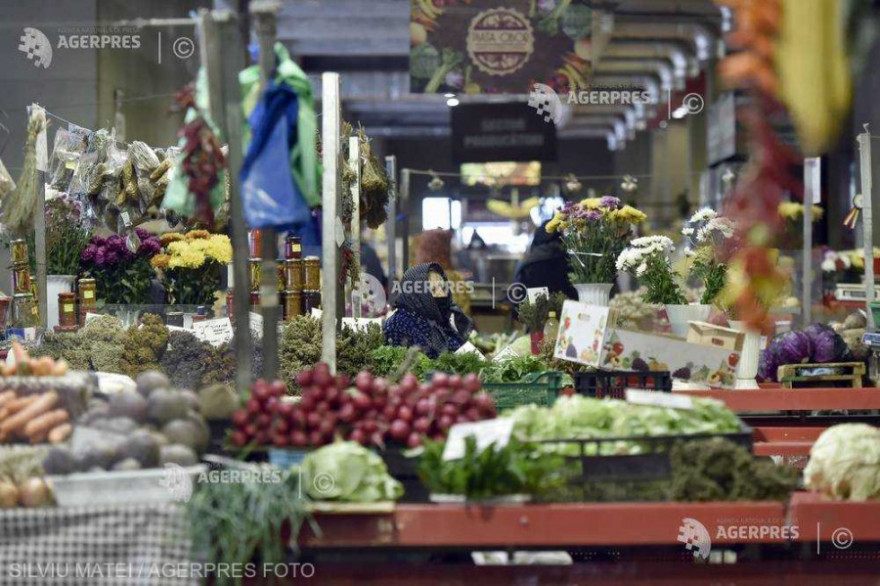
0 157 14 200
240 82 310 229
48 126 88 191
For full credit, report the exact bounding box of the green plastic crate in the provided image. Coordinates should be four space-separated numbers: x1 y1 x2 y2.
484 371 566 411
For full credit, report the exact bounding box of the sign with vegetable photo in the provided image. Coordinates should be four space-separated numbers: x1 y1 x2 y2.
411 0 592 94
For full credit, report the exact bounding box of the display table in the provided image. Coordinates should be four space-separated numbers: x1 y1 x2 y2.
0 503 195 586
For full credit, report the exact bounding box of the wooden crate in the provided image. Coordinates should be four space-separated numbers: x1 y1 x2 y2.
686 321 745 352
777 362 866 389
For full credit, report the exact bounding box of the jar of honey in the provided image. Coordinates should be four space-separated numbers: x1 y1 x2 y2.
283 290 302 320
58 292 76 327
303 257 320 290
285 236 302 260
284 259 303 291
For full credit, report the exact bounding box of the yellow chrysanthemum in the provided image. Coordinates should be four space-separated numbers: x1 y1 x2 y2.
160 232 184 245
545 211 564 233
167 241 207 269
778 202 823 220
185 229 211 241
189 234 233 265
609 205 647 224
580 197 602 210
150 254 171 269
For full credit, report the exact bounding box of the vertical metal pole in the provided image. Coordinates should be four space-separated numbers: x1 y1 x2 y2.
349 136 362 319
384 155 397 284
321 73 342 372
859 129 875 328
200 9 253 390
400 168 411 273
31 105 48 329
802 157 820 326
253 1 280 379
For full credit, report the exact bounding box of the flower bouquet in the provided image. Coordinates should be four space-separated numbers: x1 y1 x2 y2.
46 194 91 276
547 196 646 284
682 208 736 305
151 230 232 306
616 236 685 305
80 230 162 304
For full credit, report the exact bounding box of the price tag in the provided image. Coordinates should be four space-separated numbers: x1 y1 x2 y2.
625 389 694 410
492 344 518 362
249 311 263 340
192 317 234 347
120 211 131 227
442 418 515 461
84 312 102 323
166 325 188 334
526 287 549 304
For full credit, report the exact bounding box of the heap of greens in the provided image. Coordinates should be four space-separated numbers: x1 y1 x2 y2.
417 436 564 501
517 292 568 332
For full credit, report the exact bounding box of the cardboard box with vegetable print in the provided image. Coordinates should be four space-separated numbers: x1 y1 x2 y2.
554 301 742 388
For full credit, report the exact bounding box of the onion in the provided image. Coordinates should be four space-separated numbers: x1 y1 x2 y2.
0 481 19 508
335 374 350 390
298 396 316 412
274 419 290 434
314 401 330 415
19 478 50 508
306 412 322 429
438 415 454 431
251 379 270 402
349 428 367 445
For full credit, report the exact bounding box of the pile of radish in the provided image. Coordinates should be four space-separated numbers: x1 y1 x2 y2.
230 363 497 449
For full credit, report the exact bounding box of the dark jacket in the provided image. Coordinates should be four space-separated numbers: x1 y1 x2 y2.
514 223 577 300
382 263 473 358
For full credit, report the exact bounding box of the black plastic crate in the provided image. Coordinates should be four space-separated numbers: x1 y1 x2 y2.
574 370 672 400
379 449 428 503
531 421 753 502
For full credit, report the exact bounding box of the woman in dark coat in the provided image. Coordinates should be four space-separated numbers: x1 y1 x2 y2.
383 263 474 358
514 221 578 299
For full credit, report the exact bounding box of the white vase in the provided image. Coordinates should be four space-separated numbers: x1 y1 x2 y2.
47 275 76 330
665 303 711 337
573 283 614 307
729 320 761 389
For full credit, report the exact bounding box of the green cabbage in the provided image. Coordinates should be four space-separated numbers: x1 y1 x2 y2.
804 424 880 501
300 441 403 502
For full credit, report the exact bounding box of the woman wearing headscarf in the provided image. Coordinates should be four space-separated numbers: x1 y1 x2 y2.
383 262 474 358
514 221 578 299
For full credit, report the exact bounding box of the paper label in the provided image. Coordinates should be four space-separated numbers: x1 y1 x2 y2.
120 211 131 227
192 317 234 347
63 303 74 312
625 388 694 410
526 287 549 304
83 291 94 299
84 312 101 322
442 418 515 461
249 311 263 340
335 216 345 248
492 344 518 362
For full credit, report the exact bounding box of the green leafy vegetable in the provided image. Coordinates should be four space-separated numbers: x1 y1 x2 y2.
804 423 880 501
301 441 403 502
517 292 568 332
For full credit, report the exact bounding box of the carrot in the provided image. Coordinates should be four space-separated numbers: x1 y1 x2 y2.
11 341 28 373
0 391 16 411
4 395 37 415
0 391 57 438
47 423 72 444
23 408 69 440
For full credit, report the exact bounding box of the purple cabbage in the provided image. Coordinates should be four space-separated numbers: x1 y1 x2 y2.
803 323 850 363
775 330 813 366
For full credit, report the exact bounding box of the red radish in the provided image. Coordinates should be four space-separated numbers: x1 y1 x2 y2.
413 417 431 434
448 374 463 389
406 432 423 448
371 377 389 395
463 373 481 393
383 405 397 420
431 372 449 390
308 431 324 446
246 398 262 415
232 411 248 428
289 409 306 428
438 415 454 430
397 405 414 422
264 396 279 413
244 424 257 437
335 374 350 389
296 370 313 387
441 403 458 417
306 412 322 429
452 390 471 404
289 430 307 447
318 419 335 436
339 403 357 423
278 402 295 418
274 419 290 434
355 371 373 392
298 395 316 412
399 374 418 393
389 420 410 440
465 407 480 421
415 398 432 416
315 401 330 415
353 393 371 411
231 431 248 447
256 413 272 428
269 380 287 397
350 428 367 445
272 433 289 447
362 419 378 434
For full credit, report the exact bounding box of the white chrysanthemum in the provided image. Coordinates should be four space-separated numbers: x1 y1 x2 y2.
681 227 695 236
636 262 647 276
841 255 852 269
689 208 718 223
684 248 696 258
821 259 836 272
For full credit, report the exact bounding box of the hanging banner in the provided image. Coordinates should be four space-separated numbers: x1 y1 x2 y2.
451 102 557 163
410 0 592 95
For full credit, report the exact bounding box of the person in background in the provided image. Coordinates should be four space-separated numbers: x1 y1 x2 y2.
360 240 388 290
415 228 471 315
383 262 473 358
514 220 577 299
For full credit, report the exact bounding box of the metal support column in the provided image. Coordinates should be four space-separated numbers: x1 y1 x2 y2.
349 135 362 319
384 155 397 284
252 1 280 379
198 8 252 390
400 168 411 273
321 73 343 372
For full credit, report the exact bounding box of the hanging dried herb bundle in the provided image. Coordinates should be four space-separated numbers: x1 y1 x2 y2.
357 126 391 229
339 121 355 224
4 107 45 234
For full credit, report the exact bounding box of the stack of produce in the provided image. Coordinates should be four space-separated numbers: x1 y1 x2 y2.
758 323 852 382
0 449 52 509
804 423 880 501
43 371 210 475
230 364 497 450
